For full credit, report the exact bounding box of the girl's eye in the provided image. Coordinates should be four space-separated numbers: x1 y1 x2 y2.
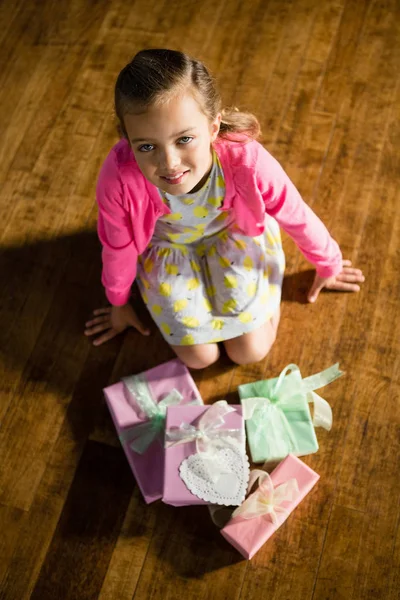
178 136 193 144
138 144 154 152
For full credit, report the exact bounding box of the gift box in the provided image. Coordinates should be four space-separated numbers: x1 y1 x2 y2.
103 358 203 504
238 363 343 463
221 454 319 559
163 401 248 507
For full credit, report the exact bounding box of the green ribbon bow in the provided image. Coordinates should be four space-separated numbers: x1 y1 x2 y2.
119 374 189 454
241 363 344 460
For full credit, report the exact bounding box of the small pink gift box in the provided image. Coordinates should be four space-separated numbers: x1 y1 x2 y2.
221 454 319 559
103 358 203 504
163 402 246 507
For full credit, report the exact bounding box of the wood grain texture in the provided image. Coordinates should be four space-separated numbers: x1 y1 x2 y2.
30 440 134 600
1 0 399 598
0 504 25 585
312 505 364 599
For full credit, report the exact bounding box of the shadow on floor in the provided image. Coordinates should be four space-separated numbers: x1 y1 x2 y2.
1 229 317 448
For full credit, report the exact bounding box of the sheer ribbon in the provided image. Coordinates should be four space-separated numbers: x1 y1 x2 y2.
166 400 244 483
242 364 343 455
232 469 299 525
119 373 197 454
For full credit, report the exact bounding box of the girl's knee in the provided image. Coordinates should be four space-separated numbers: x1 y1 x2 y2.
225 343 270 366
224 322 277 365
172 343 220 369
183 350 220 369
183 354 219 369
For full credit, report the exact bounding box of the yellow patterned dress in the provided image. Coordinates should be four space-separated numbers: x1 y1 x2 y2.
136 151 285 345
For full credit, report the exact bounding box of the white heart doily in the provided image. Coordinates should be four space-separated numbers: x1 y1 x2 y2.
179 447 250 506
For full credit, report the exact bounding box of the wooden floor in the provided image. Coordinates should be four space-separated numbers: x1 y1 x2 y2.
0 0 399 598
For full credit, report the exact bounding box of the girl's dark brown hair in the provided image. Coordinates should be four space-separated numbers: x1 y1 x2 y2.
115 48 261 141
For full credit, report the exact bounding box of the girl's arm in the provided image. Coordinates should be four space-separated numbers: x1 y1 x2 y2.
96 153 138 306
84 153 150 345
255 146 364 300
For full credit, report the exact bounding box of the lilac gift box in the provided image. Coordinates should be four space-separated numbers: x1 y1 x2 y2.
221 454 320 559
103 358 203 503
163 403 245 507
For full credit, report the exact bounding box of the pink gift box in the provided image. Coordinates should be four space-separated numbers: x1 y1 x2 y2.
221 454 319 559
163 404 245 507
103 358 203 504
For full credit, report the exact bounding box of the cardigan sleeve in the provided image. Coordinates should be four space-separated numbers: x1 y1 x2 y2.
96 151 139 306
255 145 343 278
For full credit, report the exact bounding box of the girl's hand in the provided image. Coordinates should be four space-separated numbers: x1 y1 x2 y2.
84 304 150 346
307 259 365 303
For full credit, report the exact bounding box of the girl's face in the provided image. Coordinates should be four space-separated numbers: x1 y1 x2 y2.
124 92 221 195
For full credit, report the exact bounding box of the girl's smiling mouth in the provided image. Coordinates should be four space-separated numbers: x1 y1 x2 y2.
160 170 190 184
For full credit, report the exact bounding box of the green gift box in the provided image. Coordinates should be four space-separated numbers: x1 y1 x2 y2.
238 364 343 463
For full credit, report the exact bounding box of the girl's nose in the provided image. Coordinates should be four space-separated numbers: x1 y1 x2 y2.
159 148 180 172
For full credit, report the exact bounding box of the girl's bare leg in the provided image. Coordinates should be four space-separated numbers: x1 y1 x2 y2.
170 342 220 369
223 309 280 365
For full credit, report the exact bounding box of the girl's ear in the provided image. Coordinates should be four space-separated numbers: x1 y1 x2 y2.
210 113 221 142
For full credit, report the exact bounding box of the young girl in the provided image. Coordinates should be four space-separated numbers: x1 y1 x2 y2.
84 49 364 369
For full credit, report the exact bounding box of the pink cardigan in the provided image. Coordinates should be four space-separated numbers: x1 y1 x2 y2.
97 137 342 305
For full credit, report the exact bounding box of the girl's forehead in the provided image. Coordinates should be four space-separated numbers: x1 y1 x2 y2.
124 92 210 140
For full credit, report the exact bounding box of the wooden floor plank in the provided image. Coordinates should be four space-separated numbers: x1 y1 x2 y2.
33 0 110 47
306 1 345 69
10 42 90 174
1 0 399 598
98 489 158 600
153 0 227 60
0 134 97 422
0 504 25 587
270 0 345 157
30 441 134 600
0 239 70 423
239 517 324 600
312 505 364 599
359 79 400 383
388 515 400 600
0 0 26 47
229 0 293 113
0 239 96 510
132 504 246 600
0 2 41 89
206 0 292 110
306 0 400 369
0 425 86 598
0 41 49 185
238 0 400 596
0 0 112 186
350 386 400 600
316 356 399 595
256 0 318 147
335 372 400 510
311 6 400 593
0 312 123 598
315 0 371 113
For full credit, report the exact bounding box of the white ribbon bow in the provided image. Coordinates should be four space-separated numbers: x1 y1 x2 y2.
165 400 244 483
165 400 242 451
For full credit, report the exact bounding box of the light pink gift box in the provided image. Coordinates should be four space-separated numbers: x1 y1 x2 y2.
103 358 203 504
163 404 245 507
221 454 319 559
